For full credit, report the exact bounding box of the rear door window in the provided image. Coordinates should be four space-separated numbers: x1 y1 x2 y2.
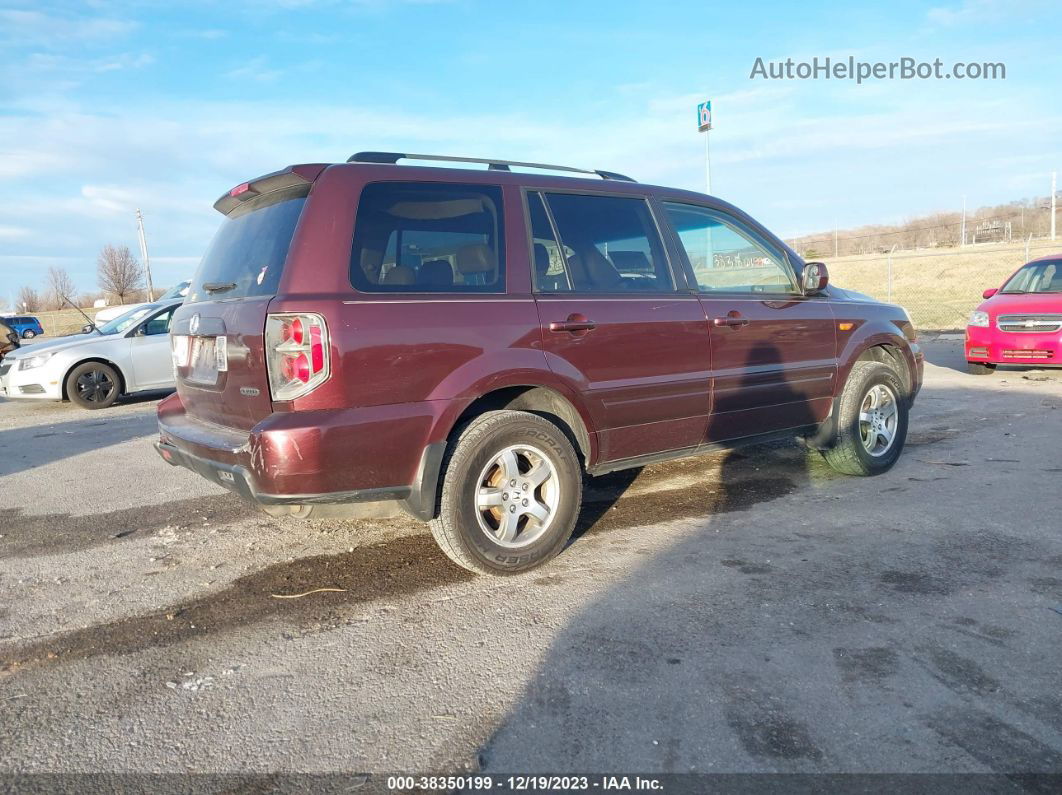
186 187 308 304
541 193 674 293
350 182 505 293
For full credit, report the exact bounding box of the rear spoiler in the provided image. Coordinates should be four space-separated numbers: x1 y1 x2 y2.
213 164 328 216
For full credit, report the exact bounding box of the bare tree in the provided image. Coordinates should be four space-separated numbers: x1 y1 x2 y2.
46 266 77 310
97 244 144 304
17 285 42 312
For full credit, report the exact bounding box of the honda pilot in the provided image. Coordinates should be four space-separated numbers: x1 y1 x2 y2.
157 152 924 574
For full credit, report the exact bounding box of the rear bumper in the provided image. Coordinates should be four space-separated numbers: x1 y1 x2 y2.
155 439 413 505
155 392 446 520
965 326 1062 365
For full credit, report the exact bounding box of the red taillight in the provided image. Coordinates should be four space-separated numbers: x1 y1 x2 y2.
265 314 330 401
230 182 251 197
309 325 323 371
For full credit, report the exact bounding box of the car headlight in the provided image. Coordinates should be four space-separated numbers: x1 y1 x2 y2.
968 311 990 328
19 352 56 370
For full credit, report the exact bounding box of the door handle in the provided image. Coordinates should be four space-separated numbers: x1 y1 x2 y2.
549 314 596 334
712 314 749 328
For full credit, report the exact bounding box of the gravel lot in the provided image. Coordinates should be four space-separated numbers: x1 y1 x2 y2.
1 340 1061 781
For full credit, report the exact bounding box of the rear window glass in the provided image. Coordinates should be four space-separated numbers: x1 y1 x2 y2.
186 188 308 304
350 182 504 293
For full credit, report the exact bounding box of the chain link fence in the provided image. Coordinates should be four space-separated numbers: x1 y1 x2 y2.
822 238 1061 331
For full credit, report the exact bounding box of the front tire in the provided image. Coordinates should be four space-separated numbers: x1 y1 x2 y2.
66 362 121 410
822 361 909 476
967 361 996 375
429 410 582 575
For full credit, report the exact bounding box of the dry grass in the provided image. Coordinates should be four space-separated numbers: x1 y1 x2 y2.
823 239 1061 330
28 307 106 337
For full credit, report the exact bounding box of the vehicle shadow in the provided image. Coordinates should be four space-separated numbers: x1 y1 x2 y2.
473 374 1062 774
0 405 165 476
566 343 819 550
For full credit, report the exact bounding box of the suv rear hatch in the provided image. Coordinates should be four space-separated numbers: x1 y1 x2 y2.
171 165 325 431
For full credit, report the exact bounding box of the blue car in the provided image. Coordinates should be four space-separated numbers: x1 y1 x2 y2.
2 315 45 339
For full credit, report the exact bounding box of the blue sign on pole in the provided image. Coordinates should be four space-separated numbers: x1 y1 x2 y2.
697 100 712 132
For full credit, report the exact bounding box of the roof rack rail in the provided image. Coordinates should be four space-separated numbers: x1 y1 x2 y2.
346 151 635 182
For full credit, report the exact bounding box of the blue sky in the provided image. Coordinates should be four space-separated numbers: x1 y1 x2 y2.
2 0 1061 299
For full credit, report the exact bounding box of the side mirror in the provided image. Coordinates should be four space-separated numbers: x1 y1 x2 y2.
802 261 829 295
81 324 95 334
982 288 998 299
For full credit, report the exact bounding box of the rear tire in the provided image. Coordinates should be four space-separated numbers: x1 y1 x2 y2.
22 330 35 339
66 362 121 410
967 361 996 375
429 410 582 575
822 361 909 476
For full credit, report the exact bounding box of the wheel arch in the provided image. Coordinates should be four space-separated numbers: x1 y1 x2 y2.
854 343 912 397
61 357 127 400
446 385 594 465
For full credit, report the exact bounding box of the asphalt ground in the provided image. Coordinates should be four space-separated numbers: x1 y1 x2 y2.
1 339 1061 789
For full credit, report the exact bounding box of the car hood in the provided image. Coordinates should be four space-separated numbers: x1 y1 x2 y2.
96 302 148 321
829 285 879 303
980 293 1062 315
6 333 122 360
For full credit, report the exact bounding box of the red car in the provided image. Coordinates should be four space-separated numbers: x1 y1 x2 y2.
966 255 1062 375
157 152 923 574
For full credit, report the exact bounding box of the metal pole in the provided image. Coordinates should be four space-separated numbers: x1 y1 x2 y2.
887 245 895 303
834 221 838 258
136 208 156 302
960 195 966 247
704 130 712 194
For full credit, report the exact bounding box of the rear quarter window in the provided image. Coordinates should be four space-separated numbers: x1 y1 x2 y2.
349 182 505 293
186 187 308 304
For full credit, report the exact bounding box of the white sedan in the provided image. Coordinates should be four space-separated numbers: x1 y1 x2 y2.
0 299 182 409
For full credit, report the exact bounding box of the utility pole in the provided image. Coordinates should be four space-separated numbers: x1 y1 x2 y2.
135 208 156 301
833 220 838 258
1052 171 1057 242
960 195 967 247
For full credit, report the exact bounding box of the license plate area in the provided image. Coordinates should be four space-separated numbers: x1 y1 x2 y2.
185 336 227 385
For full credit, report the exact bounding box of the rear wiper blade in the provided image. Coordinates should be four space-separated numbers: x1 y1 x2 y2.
203 281 237 295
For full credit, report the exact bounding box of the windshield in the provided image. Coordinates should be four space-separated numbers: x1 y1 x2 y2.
159 281 191 301
1001 260 1062 293
96 305 155 335
186 187 307 303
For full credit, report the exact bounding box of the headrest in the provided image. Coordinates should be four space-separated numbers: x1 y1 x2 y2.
419 259 454 287
533 243 550 275
382 264 415 285
608 250 651 272
456 244 495 274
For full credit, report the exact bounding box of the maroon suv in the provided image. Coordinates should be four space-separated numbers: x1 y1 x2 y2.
157 152 923 574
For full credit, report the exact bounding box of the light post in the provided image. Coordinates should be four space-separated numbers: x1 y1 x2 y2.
136 208 156 301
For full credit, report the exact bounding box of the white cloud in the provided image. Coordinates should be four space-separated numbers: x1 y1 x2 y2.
0 8 136 45
224 57 284 82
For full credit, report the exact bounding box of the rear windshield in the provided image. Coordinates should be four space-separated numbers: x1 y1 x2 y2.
186 187 308 303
